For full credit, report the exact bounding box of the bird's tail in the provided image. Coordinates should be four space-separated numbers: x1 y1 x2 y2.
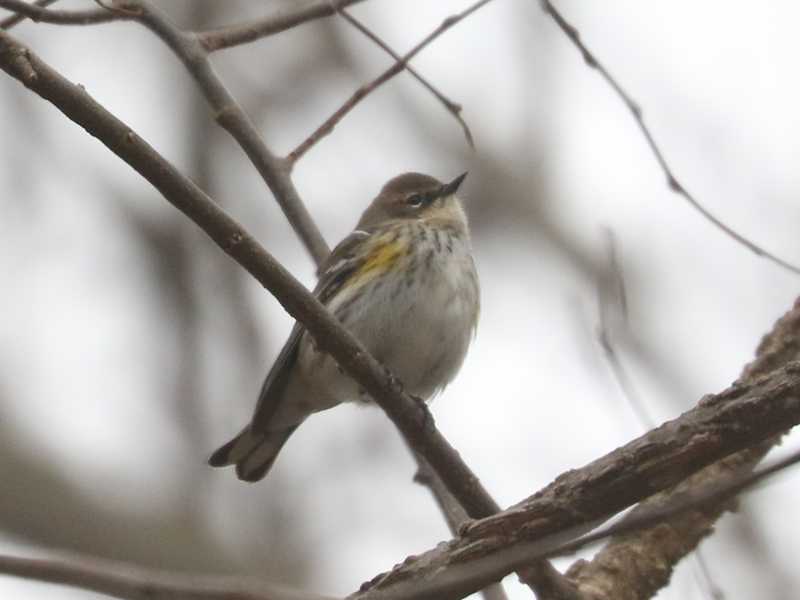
208 425 299 482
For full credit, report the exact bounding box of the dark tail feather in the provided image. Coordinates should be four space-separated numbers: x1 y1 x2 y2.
208 425 299 482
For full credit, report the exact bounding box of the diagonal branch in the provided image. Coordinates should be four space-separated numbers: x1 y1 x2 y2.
116 0 330 264
0 0 58 30
334 6 474 148
196 0 367 53
0 23 574 599
288 0 494 164
0 0 114 25
411 451 509 600
539 0 800 276
563 299 800 599
350 306 800 600
359 446 800 600
0 11 576 598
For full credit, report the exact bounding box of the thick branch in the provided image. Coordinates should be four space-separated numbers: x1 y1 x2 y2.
350 353 800 599
351 447 800 600
564 298 800 599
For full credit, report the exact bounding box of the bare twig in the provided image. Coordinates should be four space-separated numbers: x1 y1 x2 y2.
121 0 330 264
595 230 656 428
335 6 474 148
0 0 114 25
0 552 337 600
0 0 57 30
539 0 800 276
196 0 367 52
289 0 494 163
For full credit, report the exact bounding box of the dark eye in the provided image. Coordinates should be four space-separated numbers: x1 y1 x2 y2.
406 193 426 207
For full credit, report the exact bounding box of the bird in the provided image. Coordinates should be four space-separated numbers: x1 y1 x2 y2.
209 172 480 481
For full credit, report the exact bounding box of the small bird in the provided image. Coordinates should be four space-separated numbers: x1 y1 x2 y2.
209 172 480 481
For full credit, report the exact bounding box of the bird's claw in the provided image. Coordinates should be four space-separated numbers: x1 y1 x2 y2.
410 394 435 432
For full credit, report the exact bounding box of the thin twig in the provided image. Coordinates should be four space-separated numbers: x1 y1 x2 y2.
0 0 57 29
123 0 330 264
196 0 367 52
0 0 114 25
289 0 495 163
335 5 474 148
0 552 337 600
540 0 800 276
595 230 656 428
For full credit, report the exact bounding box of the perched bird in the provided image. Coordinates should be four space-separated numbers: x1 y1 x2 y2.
209 172 480 481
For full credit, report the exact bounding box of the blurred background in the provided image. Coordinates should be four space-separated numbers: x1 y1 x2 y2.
1 1 799 598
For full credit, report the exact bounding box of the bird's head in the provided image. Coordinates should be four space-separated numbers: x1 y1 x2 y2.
357 172 469 231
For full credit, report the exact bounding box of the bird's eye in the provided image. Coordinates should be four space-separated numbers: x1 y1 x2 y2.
406 193 425 207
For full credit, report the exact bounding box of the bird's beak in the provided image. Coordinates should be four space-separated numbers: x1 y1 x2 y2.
440 172 468 197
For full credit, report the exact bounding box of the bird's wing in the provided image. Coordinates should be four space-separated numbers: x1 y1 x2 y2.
249 229 371 433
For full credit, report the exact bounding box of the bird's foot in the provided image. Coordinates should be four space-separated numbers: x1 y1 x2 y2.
410 394 436 432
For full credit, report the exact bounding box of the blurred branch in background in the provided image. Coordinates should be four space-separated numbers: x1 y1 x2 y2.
539 0 800 276
0 552 337 600
332 5 474 149
288 0 492 163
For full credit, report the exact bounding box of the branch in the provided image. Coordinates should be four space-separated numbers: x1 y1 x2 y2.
334 6 474 148
196 0 367 52
0 0 114 25
0 553 336 600
119 0 330 264
350 348 800 599
288 0 494 163
352 446 800 600
0 0 57 30
563 299 800 598
539 0 800 276
411 451 509 600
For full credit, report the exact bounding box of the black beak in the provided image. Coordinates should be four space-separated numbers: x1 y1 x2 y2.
440 172 468 197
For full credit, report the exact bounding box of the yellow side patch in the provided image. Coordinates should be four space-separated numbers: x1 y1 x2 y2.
349 236 406 288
